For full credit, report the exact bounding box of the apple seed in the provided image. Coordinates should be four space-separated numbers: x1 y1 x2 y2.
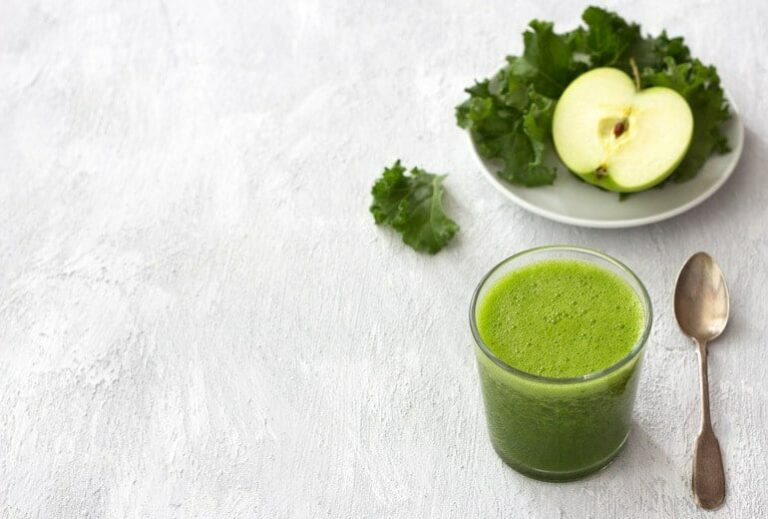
613 120 627 137
596 166 608 178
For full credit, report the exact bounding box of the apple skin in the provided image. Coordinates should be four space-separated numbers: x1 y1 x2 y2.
552 68 694 193
578 173 663 193
576 147 688 193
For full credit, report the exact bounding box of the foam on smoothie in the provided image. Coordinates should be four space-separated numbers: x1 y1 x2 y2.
477 259 645 378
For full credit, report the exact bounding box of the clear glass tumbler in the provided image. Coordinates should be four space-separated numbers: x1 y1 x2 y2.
470 246 652 481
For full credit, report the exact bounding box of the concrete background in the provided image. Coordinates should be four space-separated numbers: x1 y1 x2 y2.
0 0 766 517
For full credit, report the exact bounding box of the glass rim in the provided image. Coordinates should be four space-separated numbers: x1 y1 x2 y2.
469 245 652 385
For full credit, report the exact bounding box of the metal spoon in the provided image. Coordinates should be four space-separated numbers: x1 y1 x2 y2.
674 252 728 510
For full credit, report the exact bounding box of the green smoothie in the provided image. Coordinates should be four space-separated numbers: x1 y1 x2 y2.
472 254 649 481
477 260 644 378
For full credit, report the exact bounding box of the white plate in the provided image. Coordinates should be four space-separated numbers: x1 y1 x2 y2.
470 92 744 228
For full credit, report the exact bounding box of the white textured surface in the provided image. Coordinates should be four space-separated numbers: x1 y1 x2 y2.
0 0 766 517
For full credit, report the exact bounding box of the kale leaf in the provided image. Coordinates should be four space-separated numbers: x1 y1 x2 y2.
370 161 459 254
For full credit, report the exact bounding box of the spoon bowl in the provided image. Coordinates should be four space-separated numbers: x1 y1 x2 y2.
674 252 730 342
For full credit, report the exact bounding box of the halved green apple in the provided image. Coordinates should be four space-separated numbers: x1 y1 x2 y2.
552 68 693 192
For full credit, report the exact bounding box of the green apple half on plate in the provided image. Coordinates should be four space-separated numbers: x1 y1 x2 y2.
552 68 693 193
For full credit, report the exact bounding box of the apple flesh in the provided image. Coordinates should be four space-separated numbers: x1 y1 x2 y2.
552 68 693 192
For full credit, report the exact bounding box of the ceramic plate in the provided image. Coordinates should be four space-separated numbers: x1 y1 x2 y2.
470 92 744 228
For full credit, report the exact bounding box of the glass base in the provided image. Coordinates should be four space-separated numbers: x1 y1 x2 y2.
494 432 630 482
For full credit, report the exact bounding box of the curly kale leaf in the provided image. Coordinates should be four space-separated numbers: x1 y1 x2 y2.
370 161 459 254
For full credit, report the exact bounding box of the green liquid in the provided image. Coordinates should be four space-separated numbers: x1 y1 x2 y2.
477 260 644 378
475 259 648 481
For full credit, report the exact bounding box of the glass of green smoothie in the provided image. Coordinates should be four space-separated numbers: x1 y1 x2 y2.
470 246 651 482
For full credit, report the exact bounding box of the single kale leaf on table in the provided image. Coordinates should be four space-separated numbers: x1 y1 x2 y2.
370 161 459 255
456 5 731 188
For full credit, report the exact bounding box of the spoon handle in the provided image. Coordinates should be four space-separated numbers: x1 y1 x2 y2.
693 339 725 510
